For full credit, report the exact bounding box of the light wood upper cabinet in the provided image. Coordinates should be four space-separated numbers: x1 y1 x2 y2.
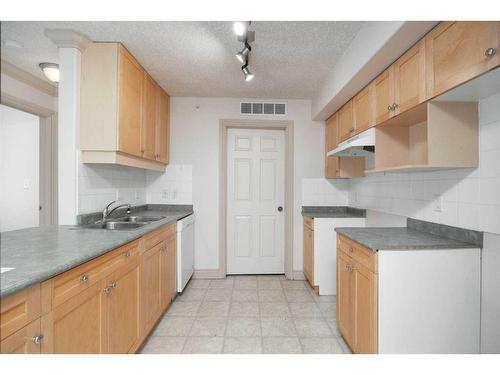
156 88 170 164
118 46 144 158
81 42 169 171
393 40 426 115
425 22 500 98
141 72 158 161
373 67 394 124
353 84 374 134
325 113 339 178
338 100 354 142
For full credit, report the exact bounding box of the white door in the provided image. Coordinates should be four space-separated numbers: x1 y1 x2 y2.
227 128 285 274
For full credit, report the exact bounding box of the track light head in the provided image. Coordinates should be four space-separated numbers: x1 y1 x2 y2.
236 45 251 64
242 66 254 82
233 21 250 37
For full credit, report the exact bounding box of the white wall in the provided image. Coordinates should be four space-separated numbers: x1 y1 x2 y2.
78 163 147 214
168 97 324 271
147 165 193 205
0 105 40 232
302 178 349 206
349 92 500 235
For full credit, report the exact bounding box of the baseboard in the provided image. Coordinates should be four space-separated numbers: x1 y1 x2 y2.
292 270 306 280
192 269 224 279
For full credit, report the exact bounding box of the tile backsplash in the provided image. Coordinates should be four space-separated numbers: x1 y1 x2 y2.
78 163 147 214
146 165 193 205
302 178 349 206
349 92 500 235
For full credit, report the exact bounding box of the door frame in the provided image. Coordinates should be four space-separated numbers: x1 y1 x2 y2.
219 119 294 280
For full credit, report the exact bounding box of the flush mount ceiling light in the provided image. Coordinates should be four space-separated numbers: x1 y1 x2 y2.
233 21 255 82
39 62 60 83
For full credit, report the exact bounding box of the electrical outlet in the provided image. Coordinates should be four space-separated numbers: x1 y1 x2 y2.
352 192 357 203
135 189 140 200
162 190 168 199
433 195 443 212
23 179 29 190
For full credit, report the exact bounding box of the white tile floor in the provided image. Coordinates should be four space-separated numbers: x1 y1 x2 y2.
140 275 352 354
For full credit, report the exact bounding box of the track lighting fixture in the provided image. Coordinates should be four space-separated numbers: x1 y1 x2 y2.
233 21 255 82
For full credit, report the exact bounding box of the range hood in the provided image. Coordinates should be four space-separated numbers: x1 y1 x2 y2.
327 128 375 157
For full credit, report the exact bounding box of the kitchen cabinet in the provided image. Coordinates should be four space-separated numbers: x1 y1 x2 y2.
352 84 374 134
1 222 177 354
141 72 158 161
81 42 170 171
156 87 170 164
325 113 339 178
372 67 394 125
338 100 354 142
303 217 314 290
0 319 42 354
393 40 426 115
425 21 500 98
41 281 108 353
336 235 377 354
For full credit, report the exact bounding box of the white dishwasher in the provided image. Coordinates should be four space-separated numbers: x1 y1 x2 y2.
177 214 194 292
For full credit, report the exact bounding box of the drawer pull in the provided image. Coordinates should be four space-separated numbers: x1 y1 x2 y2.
32 335 44 345
103 286 112 294
80 274 89 283
124 251 131 258
485 47 496 57
110 281 117 289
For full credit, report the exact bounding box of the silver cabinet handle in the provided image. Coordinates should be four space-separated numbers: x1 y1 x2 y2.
387 104 392 111
124 251 131 258
103 286 112 294
32 335 44 345
110 281 117 289
80 274 89 283
485 47 496 57
393 103 399 110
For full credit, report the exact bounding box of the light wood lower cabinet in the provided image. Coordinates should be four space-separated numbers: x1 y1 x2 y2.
0 222 177 354
303 218 314 288
337 235 377 354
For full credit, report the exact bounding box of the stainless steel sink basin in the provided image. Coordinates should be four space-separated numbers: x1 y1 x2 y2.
117 215 165 223
82 221 147 230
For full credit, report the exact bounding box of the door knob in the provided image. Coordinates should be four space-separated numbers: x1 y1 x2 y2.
277 206 283 212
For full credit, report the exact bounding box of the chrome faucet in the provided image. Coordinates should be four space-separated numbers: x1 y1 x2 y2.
102 200 131 222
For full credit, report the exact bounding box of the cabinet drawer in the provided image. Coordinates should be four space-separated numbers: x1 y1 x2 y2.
303 216 314 230
0 284 41 340
0 318 42 354
337 235 377 273
46 240 140 309
143 222 176 250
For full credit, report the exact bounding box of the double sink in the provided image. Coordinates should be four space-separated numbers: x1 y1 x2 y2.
81 215 166 230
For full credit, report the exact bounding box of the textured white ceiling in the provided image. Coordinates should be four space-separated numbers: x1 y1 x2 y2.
1 21 363 99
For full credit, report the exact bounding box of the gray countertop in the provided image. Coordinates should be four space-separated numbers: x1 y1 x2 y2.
334 227 480 251
301 206 366 219
0 208 192 299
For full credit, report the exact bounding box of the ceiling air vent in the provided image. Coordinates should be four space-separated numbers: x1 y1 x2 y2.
240 102 287 116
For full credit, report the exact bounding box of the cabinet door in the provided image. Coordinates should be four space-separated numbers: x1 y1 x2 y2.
426 21 500 98
393 40 426 115
373 67 395 124
353 84 374 134
41 281 107 353
118 46 144 158
338 100 354 142
337 251 353 346
156 88 170 164
352 262 378 354
140 243 162 333
303 224 314 286
141 73 158 161
325 113 340 178
0 319 42 354
160 235 177 310
106 260 140 354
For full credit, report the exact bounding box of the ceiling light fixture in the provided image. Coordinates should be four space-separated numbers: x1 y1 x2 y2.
242 64 254 82
39 62 60 83
233 21 250 37
233 21 255 82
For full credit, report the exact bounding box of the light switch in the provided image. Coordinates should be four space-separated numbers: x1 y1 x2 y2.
433 195 443 212
23 179 29 189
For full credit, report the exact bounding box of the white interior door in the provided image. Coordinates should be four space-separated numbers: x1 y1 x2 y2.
227 128 285 274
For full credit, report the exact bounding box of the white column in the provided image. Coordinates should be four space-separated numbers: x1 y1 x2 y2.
45 29 91 225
